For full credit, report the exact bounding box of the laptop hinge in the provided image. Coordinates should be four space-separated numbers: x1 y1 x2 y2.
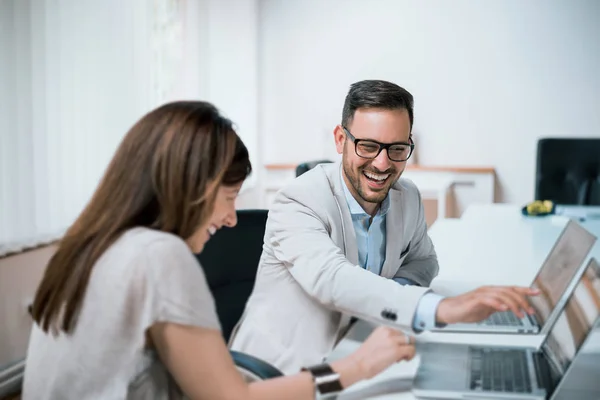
533 350 559 395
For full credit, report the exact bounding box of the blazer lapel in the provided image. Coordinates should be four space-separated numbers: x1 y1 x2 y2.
327 163 359 266
327 163 360 339
381 187 404 277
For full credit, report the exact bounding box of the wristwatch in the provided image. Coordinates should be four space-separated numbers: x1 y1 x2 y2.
302 363 343 396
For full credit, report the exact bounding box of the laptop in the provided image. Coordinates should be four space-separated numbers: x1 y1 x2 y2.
412 257 600 399
434 220 596 334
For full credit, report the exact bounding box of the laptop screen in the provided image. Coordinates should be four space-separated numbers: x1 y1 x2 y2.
528 220 597 326
542 258 600 376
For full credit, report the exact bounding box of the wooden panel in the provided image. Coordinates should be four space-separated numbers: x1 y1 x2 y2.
405 165 496 175
0 245 57 367
264 163 298 170
422 191 459 228
422 198 438 227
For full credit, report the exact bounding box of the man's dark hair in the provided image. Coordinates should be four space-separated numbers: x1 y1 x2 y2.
341 80 414 131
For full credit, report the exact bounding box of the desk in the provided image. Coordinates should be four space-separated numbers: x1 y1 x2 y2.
327 203 600 399
458 203 600 275
428 213 569 293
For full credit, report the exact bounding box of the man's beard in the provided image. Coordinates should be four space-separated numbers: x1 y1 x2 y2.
343 161 397 205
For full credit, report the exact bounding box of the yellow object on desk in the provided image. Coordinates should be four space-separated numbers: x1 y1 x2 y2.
522 200 555 216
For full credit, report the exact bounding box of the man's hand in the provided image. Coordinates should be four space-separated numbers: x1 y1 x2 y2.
435 286 540 325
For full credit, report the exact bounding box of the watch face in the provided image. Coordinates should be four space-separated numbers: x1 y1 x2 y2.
317 375 343 394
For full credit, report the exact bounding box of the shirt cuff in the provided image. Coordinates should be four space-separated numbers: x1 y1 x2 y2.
393 277 418 286
412 292 445 332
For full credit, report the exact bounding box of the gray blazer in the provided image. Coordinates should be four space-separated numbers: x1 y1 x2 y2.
230 162 439 374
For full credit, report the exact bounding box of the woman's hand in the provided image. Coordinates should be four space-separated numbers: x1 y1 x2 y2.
151 322 416 400
331 325 416 387
351 326 416 379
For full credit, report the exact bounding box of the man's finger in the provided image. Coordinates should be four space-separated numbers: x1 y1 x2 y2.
506 288 535 314
479 296 509 313
497 290 531 317
509 287 538 314
512 286 540 296
485 292 523 317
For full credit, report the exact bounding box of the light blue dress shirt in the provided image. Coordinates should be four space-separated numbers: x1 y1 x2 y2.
340 174 444 332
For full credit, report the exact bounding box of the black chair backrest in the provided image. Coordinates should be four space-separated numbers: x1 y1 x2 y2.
195 209 268 341
535 138 600 205
295 159 334 177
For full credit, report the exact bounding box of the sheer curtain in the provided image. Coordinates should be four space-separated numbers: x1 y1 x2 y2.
0 0 188 248
0 0 260 248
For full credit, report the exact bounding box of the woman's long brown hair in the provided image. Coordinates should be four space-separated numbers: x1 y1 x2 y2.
31 101 251 334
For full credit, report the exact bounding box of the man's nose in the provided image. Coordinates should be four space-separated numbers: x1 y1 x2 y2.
371 148 392 171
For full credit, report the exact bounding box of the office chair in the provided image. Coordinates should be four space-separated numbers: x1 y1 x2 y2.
535 138 600 205
196 209 284 380
230 351 284 381
295 159 334 177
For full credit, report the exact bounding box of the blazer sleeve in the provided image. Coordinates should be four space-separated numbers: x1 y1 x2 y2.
266 188 430 332
393 187 440 287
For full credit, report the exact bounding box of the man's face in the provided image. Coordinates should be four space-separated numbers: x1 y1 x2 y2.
334 108 411 208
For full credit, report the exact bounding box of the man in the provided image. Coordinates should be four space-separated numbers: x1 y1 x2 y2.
230 80 538 374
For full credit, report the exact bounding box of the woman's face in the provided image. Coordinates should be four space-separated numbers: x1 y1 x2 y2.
186 183 242 253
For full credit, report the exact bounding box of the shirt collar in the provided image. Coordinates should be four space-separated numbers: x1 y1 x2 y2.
340 168 390 217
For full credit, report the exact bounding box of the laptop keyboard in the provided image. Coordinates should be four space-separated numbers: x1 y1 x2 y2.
469 347 533 393
477 311 524 326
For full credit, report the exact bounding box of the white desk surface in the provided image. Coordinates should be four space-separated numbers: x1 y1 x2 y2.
457 203 600 277
327 203 600 399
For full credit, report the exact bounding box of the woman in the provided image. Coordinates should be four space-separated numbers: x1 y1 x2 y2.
23 101 415 399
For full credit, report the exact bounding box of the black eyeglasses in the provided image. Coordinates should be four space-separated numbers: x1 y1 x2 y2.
342 127 414 162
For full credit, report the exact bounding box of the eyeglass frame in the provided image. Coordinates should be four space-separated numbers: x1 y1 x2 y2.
342 126 415 162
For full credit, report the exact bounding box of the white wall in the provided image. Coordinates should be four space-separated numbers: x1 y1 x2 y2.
202 0 260 194
0 0 261 243
258 0 600 204
0 0 172 243
0 0 36 244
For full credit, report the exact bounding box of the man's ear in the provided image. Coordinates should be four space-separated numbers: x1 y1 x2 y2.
334 125 346 155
